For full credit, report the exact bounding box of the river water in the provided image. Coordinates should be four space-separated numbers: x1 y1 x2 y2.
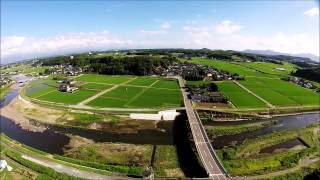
211 113 319 149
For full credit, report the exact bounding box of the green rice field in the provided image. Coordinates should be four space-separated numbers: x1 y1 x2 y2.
191 58 282 78
217 81 268 108
239 77 320 106
24 74 182 108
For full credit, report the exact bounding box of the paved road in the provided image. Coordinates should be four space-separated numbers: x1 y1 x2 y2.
176 76 228 180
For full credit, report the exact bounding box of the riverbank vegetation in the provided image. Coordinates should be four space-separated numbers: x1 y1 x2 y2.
217 125 319 176
4 150 84 180
205 120 275 137
0 84 11 100
153 145 184 177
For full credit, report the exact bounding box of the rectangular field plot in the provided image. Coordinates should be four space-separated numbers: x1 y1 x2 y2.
126 77 159 86
74 74 133 84
217 81 267 108
239 77 320 106
25 80 58 98
80 83 113 90
88 85 182 108
151 79 180 89
88 86 144 107
191 58 278 78
128 88 182 108
37 90 97 104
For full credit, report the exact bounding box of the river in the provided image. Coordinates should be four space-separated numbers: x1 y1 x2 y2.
211 113 319 149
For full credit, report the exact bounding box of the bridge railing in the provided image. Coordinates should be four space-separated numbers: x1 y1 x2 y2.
193 109 230 177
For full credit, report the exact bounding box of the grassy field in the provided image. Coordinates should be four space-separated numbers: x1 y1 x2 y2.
240 77 320 106
74 74 133 84
126 76 159 86
236 61 296 76
217 81 267 108
25 75 182 108
80 83 113 90
191 58 279 78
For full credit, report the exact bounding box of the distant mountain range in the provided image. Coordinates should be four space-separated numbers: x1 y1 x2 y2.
242 49 319 62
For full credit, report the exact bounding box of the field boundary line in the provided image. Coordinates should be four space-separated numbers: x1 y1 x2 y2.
233 80 275 108
35 89 57 99
124 80 159 107
77 77 137 106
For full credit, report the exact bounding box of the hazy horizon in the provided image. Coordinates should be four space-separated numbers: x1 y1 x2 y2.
1 0 319 64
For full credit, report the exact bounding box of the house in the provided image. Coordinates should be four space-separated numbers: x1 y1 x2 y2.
58 84 78 93
58 80 78 93
209 92 227 103
190 94 211 102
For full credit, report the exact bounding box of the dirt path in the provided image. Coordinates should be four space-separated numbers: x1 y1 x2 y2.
77 77 137 106
245 157 319 180
233 80 275 108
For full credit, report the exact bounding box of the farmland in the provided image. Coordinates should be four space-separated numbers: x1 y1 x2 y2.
191 58 319 109
217 81 267 108
24 74 182 109
191 58 279 77
239 77 320 106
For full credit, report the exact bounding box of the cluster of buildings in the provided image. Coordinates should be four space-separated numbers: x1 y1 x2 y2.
57 80 78 93
154 61 243 81
50 65 84 76
283 77 316 90
189 92 227 103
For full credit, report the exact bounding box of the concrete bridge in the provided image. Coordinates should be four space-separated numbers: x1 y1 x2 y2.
176 76 229 180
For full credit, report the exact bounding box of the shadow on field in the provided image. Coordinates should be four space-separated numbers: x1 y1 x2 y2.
173 111 207 178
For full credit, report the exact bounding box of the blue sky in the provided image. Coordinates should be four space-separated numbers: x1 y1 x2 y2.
1 0 319 63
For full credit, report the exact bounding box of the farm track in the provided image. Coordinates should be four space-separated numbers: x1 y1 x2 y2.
233 80 275 108
77 77 138 106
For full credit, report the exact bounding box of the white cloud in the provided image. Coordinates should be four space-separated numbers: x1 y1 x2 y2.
215 20 243 34
304 7 319 17
140 29 166 35
1 25 319 63
160 22 171 29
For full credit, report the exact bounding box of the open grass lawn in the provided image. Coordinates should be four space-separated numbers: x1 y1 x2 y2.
239 77 320 106
151 79 180 89
126 76 159 86
191 58 278 78
80 83 113 90
74 74 133 84
217 81 267 108
37 89 97 104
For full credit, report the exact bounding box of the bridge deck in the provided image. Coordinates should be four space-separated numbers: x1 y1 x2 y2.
177 76 228 179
